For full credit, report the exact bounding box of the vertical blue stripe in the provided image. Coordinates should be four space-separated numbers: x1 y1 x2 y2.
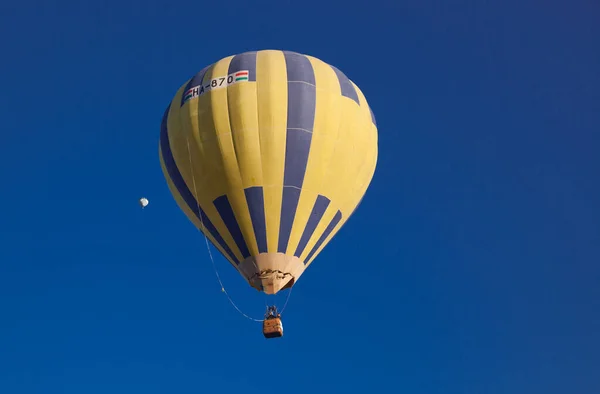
283 116 313 187
278 187 301 253
284 51 315 84
244 187 268 254
294 195 331 257
330 65 359 104
305 210 343 264
228 51 257 81
277 51 317 253
159 104 239 264
180 65 211 106
213 195 251 259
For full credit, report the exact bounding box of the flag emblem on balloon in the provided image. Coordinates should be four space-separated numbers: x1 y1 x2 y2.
234 71 248 81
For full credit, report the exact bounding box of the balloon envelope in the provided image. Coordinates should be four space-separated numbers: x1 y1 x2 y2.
159 50 378 294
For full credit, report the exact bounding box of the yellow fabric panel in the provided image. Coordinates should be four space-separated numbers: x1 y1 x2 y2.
255 50 288 253
207 57 259 256
337 84 376 220
302 107 360 264
319 96 361 216
304 56 343 191
346 82 378 220
169 75 246 262
183 65 226 192
226 67 263 187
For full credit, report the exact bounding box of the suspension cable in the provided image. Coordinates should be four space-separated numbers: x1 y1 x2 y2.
184 134 292 322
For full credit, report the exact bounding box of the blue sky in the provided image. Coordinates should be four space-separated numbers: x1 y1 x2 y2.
1 1 599 393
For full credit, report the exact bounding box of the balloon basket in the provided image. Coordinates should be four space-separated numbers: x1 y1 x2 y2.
263 317 284 339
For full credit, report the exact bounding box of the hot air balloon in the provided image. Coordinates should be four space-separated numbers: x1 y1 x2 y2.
159 50 378 335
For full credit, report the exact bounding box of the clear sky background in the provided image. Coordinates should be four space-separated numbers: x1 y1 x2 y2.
1 1 599 393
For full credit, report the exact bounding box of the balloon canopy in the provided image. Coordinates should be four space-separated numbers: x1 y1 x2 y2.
159 50 378 294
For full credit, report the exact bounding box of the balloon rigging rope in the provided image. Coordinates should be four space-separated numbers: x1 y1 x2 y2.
184 135 263 322
184 133 293 322
279 283 293 315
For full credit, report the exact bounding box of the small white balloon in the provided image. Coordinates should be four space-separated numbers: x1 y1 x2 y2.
139 198 149 208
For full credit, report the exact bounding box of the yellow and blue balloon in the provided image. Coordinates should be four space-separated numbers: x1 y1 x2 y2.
159 50 378 294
